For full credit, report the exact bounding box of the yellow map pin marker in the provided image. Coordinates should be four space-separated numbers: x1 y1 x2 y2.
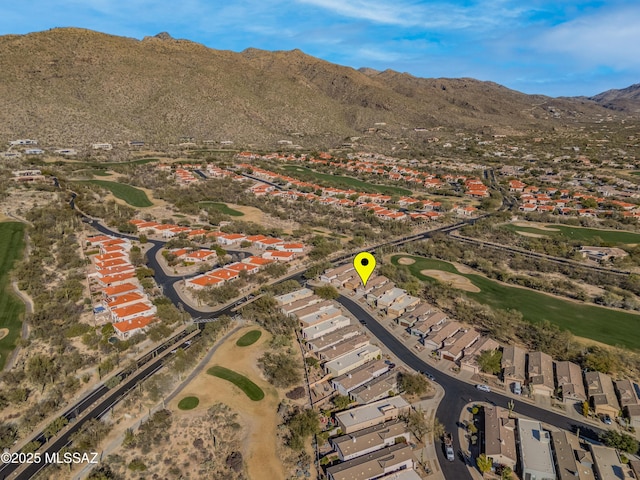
354 252 376 287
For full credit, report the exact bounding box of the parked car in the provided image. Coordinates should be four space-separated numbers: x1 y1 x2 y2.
425 372 436 381
512 381 522 395
476 384 491 393
602 414 612 425
444 433 455 461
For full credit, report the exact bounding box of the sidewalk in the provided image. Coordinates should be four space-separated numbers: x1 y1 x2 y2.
345 292 609 432
413 384 446 479
458 403 486 480
72 323 240 480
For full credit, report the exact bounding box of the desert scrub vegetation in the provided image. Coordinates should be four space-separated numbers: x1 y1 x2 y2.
99 403 245 479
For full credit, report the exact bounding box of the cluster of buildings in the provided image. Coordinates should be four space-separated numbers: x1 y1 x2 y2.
238 163 443 222
85 235 157 340
273 287 422 480
129 219 307 267
237 151 490 198
484 409 640 480
11 169 46 183
186 255 274 290
320 264 640 430
510 180 640 219
165 247 217 264
327 408 420 480
156 162 243 185
276 287 399 403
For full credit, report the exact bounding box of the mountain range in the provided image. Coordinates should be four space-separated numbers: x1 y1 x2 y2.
0 28 637 148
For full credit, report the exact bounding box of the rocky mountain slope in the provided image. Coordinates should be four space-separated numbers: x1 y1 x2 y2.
588 84 640 113
0 28 632 147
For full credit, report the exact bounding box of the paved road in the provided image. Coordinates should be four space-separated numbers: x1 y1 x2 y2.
453 233 631 276
335 295 603 480
0 329 198 480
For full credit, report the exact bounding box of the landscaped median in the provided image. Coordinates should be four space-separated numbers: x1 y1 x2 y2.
207 365 265 401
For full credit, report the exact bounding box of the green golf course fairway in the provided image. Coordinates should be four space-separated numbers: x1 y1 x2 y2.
503 223 640 245
393 254 640 350
207 366 265 401
0 222 26 369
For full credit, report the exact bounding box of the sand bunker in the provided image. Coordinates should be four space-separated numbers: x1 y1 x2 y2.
0 328 9 340
512 221 559 232
398 257 416 265
515 231 547 239
420 270 480 293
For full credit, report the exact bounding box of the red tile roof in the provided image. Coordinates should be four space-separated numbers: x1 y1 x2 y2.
113 315 155 333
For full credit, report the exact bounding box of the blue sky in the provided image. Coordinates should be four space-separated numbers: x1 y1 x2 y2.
2 0 639 96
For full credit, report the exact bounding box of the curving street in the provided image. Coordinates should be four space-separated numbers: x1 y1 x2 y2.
335 295 603 480
10 204 602 480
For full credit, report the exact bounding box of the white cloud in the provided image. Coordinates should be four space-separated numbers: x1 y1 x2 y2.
535 5 640 69
295 0 530 30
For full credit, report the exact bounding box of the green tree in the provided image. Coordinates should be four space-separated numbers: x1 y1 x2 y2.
21 440 41 454
583 346 619 374
314 285 340 300
44 416 69 441
405 409 429 440
599 430 639 454
287 408 320 450
0 423 17 449
27 354 57 392
477 349 503 375
259 351 301 388
333 395 352 410
399 372 429 396
476 453 493 474
501 465 513 480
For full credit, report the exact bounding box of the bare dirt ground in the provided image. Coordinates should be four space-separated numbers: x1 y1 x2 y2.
0 212 11 222
0 188 58 222
420 269 481 293
230 204 300 234
169 326 286 480
0 328 8 340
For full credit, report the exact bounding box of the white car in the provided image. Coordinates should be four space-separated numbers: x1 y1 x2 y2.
476 384 491 393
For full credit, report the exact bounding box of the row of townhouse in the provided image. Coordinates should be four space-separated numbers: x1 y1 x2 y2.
484 409 640 480
322 265 496 366
510 180 640 219
276 288 403 403
502 345 640 425
464 178 490 197
187 256 272 290
240 151 485 197
85 235 156 340
130 219 307 259
321 266 640 427
327 398 420 480
235 162 445 221
174 168 198 184
315 266 639 480
167 247 217 263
